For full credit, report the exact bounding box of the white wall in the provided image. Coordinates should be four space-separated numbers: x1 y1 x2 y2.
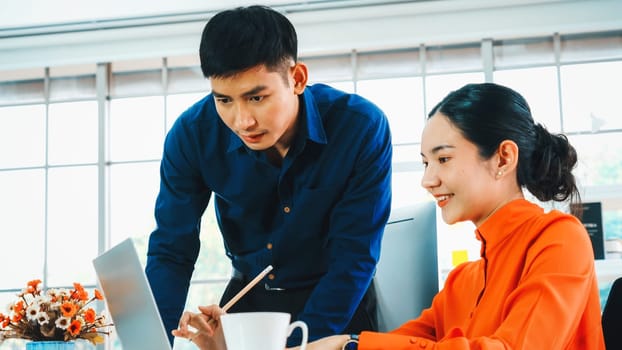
0 0 621 71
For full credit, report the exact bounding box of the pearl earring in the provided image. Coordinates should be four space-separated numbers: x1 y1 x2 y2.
497 170 503 176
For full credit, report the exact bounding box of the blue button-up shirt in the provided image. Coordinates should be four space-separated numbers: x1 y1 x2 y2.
146 83 392 343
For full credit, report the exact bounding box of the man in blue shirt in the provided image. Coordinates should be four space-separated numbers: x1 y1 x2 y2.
146 5 392 346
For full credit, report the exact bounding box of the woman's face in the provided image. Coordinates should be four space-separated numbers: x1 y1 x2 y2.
420 113 502 227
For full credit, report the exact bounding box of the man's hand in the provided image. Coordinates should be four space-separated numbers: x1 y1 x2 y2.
172 305 227 350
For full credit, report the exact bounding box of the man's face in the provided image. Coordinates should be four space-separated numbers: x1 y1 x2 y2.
210 63 307 155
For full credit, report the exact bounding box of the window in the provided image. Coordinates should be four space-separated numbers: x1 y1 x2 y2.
357 77 425 145
48 101 98 165
425 43 482 74
0 105 46 168
493 36 555 68
2 31 622 349
0 67 45 105
167 54 209 95
304 54 352 85
49 64 96 101
425 72 485 111
108 96 165 162
560 61 622 133
0 169 45 289
494 67 561 132
167 92 207 131
47 166 99 285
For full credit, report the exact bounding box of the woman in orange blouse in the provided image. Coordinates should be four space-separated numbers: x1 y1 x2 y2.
298 83 605 350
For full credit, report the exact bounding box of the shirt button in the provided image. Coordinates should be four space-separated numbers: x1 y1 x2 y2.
409 338 417 344
266 243 273 250
283 206 291 213
419 340 427 348
268 273 275 280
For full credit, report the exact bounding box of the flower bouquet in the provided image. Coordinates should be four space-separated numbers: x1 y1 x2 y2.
0 279 111 345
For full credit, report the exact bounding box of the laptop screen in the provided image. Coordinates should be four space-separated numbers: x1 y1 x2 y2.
93 238 172 350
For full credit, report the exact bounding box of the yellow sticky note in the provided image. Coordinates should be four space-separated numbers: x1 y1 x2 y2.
451 250 469 267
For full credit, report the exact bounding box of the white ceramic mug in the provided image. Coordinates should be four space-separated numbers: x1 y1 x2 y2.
221 312 308 350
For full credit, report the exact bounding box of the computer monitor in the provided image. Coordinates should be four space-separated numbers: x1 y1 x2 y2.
375 200 439 331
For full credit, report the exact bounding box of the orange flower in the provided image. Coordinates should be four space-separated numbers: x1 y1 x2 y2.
60 302 78 317
2 318 9 328
78 290 88 301
68 320 82 336
83 308 96 323
72 283 88 301
12 313 22 323
27 279 42 293
13 300 25 313
94 289 104 300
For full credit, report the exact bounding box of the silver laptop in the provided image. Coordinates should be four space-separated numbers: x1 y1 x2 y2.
93 238 172 350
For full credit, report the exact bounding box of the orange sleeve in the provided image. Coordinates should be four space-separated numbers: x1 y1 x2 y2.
388 301 438 338
359 329 506 350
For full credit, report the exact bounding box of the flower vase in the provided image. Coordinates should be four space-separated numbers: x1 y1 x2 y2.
25 341 75 350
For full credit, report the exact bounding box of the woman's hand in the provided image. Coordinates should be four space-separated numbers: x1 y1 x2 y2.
287 334 349 350
172 304 227 350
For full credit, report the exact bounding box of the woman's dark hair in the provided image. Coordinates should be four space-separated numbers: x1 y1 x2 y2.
199 5 297 79
428 83 582 215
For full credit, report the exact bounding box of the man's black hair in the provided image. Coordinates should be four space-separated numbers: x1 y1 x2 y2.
199 5 298 78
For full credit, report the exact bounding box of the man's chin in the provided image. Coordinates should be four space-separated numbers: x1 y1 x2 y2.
243 142 270 151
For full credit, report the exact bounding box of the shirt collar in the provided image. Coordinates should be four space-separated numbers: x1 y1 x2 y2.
301 87 328 145
226 129 244 153
475 199 543 252
226 88 328 153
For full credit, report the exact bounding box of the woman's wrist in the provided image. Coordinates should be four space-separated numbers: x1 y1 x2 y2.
341 334 359 350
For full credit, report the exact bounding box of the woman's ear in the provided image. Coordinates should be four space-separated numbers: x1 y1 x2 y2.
495 140 519 178
291 62 308 95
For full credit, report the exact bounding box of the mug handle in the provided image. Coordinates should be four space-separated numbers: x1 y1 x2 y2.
287 320 308 350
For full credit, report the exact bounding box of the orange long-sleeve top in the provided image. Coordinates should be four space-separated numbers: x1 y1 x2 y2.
360 199 605 350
